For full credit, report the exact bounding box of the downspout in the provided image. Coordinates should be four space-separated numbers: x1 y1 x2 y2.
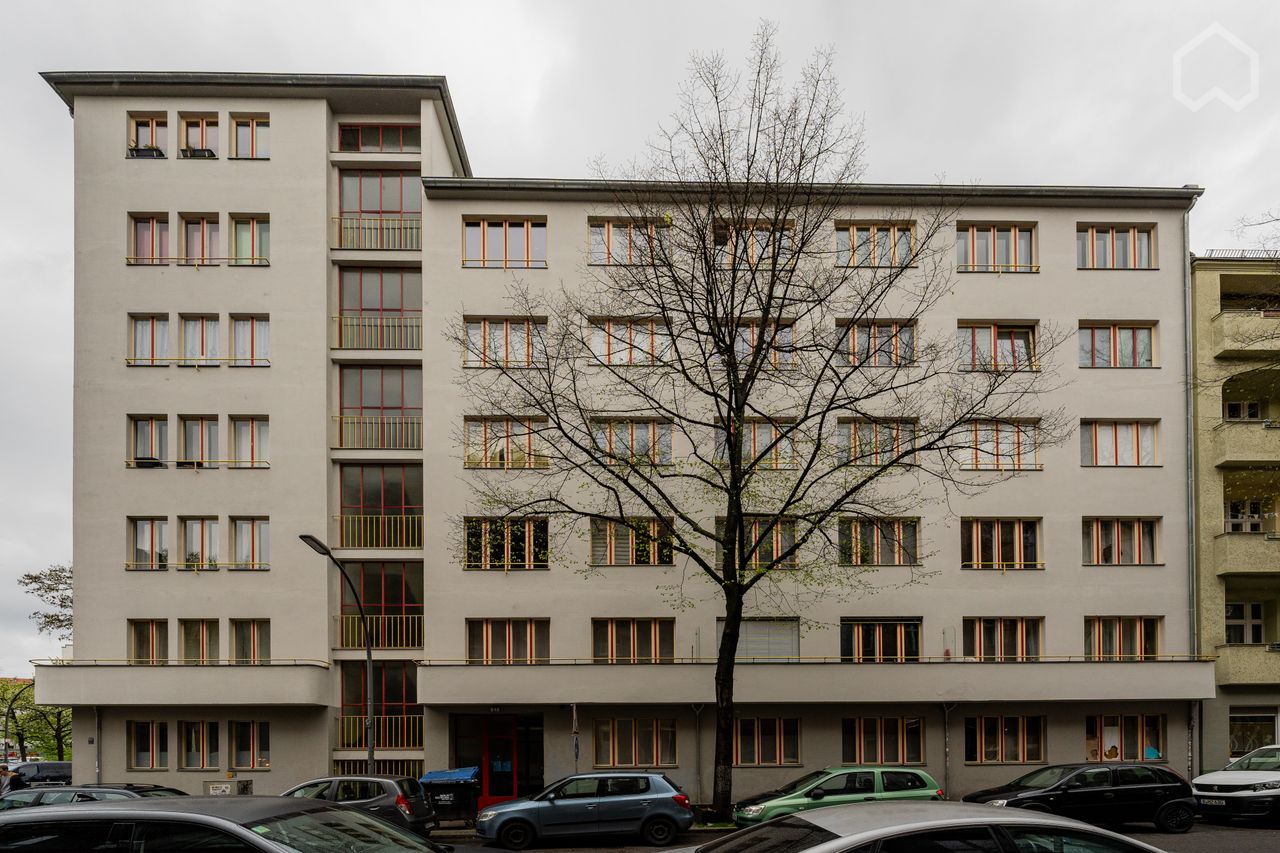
94 706 102 783
692 704 705 806
941 703 954 799
1182 197 1199 778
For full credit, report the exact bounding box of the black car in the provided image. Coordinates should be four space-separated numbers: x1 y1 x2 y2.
0 783 187 810
963 763 1195 832
281 773 437 835
5 762 71 789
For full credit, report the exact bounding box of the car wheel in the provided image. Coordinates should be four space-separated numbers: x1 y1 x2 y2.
498 820 536 851
1155 802 1196 833
641 816 678 846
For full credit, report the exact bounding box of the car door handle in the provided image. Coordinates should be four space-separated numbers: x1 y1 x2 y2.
1102 793 1115 800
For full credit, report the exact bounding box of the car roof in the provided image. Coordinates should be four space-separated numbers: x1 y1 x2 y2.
76 783 180 791
0 796 336 824
561 771 668 778
797 801 1163 842
817 766 931 772
291 774 409 784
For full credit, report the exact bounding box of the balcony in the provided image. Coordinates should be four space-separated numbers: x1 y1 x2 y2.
1215 644 1280 685
337 514 423 549
336 715 423 750
416 656 1215 705
336 614 424 649
33 659 330 706
332 216 421 251
333 315 422 350
1212 421 1280 467
1211 309 1280 359
1212 532 1280 576
333 416 423 450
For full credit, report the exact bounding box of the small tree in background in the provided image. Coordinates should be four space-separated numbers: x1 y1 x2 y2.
18 563 72 642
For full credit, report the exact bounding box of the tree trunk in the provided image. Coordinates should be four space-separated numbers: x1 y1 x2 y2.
55 715 67 761
710 586 744 821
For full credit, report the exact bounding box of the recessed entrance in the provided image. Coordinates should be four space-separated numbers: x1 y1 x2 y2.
452 713 544 809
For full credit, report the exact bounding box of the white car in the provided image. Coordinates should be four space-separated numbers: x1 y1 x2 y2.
1192 744 1280 820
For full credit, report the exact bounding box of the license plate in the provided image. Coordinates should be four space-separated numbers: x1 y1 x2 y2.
1199 798 1226 806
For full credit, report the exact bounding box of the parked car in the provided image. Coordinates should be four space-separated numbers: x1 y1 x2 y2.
733 766 943 826
963 763 1195 832
1192 743 1280 820
0 783 187 811
475 771 695 850
5 761 71 789
678 801 1173 853
281 773 437 835
0 795 441 851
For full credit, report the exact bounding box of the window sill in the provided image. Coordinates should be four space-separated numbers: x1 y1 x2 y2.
1080 465 1162 469
588 563 675 569
960 565 1045 571
228 363 272 368
228 157 271 161
125 767 171 772
1075 267 1160 272
177 363 221 368
229 767 272 772
461 263 549 271
960 466 1043 472
462 566 550 572
1078 366 1160 370
839 264 919 270
1084 563 1166 568
177 767 220 772
838 563 922 569
955 267 1040 274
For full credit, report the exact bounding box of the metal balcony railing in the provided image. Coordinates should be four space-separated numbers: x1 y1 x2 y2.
336 715 424 750
333 416 423 450
333 315 422 350
331 216 421 250
337 514 424 549
336 614 423 649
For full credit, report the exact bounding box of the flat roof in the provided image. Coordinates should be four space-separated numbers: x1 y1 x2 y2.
41 72 471 177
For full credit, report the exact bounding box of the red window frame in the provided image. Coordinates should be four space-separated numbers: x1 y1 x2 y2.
959 324 1037 371
131 518 169 570
841 717 925 764
588 221 665 265
965 420 1040 470
232 518 270 569
464 417 547 469
130 315 169 365
1078 324 1155 368
596 420 673 465
590 318 667 364
341 562 424 618
231 619 270 663
1077 226 1155 270
464 318 546 367
230 417 269 468
1080 420 1158 466
340 366 423 419
462 218 547 269
1084 616 1161 661
962 617 1044 661
590 618 676 663
340 170 422 216
960 518 1040 569
839 518 919 566
340 464 424 516
465 618 551 664
180 115 217 155
130 116 166 150
838 223 914 267
339 268 423 320
180 517 219 569
178 618 218 663
847 419 916 465
232 117 269 159
131 215 169 264
178 721 218 769
338 124 422 153
130 415 168 465
341 660 419 717
229 720 270 769
594 718 678 768
966 715 1045 763
128 720 168 769
182 215 220 264
128 619 168 664
463 517 550 570
956 224 1037 272
733 718 801 766
589 518 675 566
231 316 270 366
1082 518 1160 566
846 321 916 366
178 416 219 468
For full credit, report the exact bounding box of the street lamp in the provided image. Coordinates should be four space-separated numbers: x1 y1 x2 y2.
300 534 375 776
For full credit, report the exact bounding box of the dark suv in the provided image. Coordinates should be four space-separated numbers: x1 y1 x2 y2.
6 762 71 789
0 783 187 810
282 774 436 835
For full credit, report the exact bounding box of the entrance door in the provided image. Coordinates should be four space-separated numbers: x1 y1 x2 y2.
454 714 544 810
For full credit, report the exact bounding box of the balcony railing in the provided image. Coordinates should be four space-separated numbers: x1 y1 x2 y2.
125 256 269 266
336 715 424 750
337 514 423 549
333 315 422 350
332 216 421 250
334 416 423 450
336 614 424 649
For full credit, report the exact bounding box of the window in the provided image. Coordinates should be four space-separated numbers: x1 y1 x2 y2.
464 518 549 570
130 416 168 467
1225 400 1263 421
841 717 924 764
180 517 220 569
962 420 1040 470
464 317 547 368
721 618 801 662
837 223 914 267
128 114 167 157
956 224 1036 272
179 619 219 664
231 115 269 159
715 517 798 569
231 619 271 664
1085 617 1160 660
180 315 220 366
1078 324 1155 368
840 419 916 465
338 268 423 349
734 718 800 766
840 321 915 366
964 715 1045 763
1226 603 1265 644
337 366 422 449
958 324 1037 371
128 619 168 665
1226 499 1264 533
589 518 674 566
130 214 169 264
231 316 270 365
231 217 269 266
338 124 421 153
179 114 217 158
179 721 219 769
1085 714 1164 762
465 618 550 664
718 420 794 468
463 218 547 268
341 562 423 646
592 619 675 663
732 322 794 367
714 224 794 268
1082 518 1159 565
1080 420 1158 466
839 619 922 662
130 518 169 570
464 417 547 468
589 318 671 365
961 519 1040 569
962 617 1043 661
1229 707 1277 756
128 721 169 769
838 519 919 566
594 419 673 464
232 518 269 570
229 721 270 769
589 221 666 265
230 417 269 468
129 314 170 366
178 416 219 468
594 718 677 767
1077 225 1154 270
181 215 220 264
339 464 424 548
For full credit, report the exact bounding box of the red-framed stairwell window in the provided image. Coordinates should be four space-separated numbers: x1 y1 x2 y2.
339 464 424 549
338 170 422 249
341 660 419 719
338 268 423 350
338 366 423 450
338 124 422 153
341 562 424 649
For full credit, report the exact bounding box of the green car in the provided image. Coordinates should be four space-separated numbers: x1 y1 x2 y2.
732 766 944 826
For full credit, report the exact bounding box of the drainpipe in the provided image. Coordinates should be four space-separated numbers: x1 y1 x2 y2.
94 706 102 783
691 704 704 806
941 703 955 799
1183 197 1199 661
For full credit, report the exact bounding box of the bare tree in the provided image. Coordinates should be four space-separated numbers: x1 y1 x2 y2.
17 563 73 642
448 23 1069 818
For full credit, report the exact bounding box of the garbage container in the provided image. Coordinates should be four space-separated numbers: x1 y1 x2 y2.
420 766 481 825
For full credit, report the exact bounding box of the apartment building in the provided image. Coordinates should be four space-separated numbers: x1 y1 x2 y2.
1191 251 1280 770
38 71 1214 801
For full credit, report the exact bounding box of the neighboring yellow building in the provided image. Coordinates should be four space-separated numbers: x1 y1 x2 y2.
1193 250 1280 769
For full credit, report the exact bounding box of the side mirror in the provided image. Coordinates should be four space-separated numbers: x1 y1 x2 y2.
1063 781 1083 790
546 793 558 802
807 788 826 800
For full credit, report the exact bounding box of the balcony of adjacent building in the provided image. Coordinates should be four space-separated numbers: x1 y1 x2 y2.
332 170 422 252
1215 593 1280 686
1211 371 1280 467
336 464 423 550
1214 470 1280 577
33 658 331 707
1211 273 1280 359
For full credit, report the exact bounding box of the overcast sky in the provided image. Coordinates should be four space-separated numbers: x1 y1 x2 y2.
0 0 1275 677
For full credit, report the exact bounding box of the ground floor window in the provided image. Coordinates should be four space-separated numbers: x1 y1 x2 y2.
1085 714 1164 762
593 718 677 767
127 720 168 769
734 717 800 766
179 721 219 769
1229 707 1277 757
229 720 270 769
964 715 1044 764
841 717 924 765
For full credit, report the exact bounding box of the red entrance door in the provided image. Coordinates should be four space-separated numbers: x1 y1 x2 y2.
476 716 518 810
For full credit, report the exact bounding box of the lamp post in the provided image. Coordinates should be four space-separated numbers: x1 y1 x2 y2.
300 534 375 776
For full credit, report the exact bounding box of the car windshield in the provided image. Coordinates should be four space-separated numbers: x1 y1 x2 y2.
245 806 430 851
1009 766 1083 788
137 789 185 797
1225 747 1280 771
774 771 829 795
697 816 839 853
